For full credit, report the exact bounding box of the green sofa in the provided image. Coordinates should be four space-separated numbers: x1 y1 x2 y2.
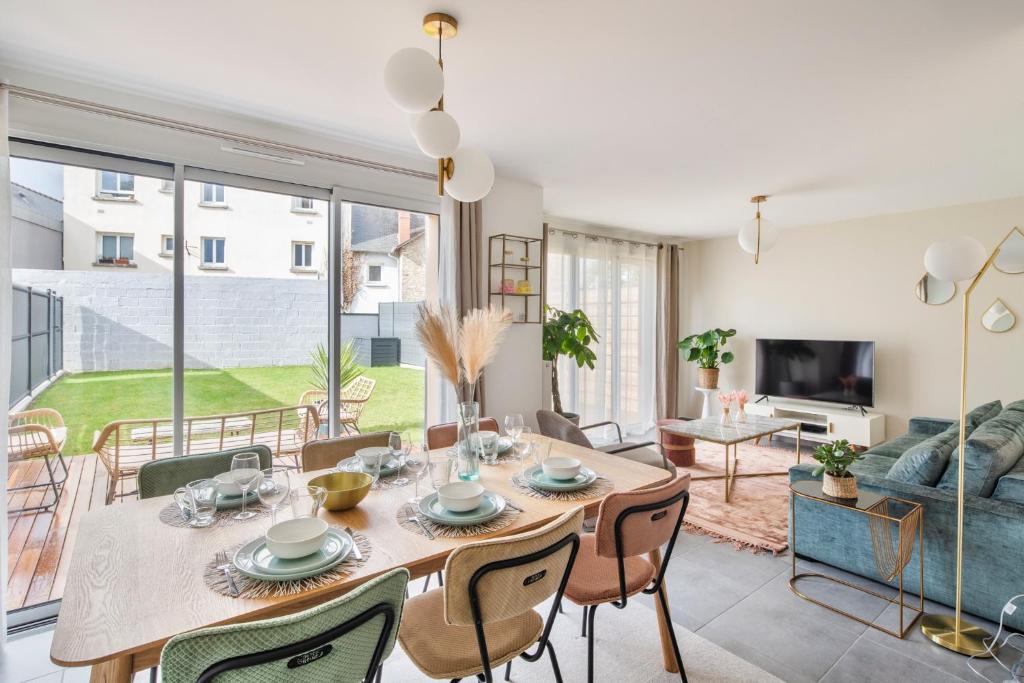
789 399 1024 630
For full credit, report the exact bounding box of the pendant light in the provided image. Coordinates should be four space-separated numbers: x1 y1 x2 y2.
737 195 778 264
384 13 495 202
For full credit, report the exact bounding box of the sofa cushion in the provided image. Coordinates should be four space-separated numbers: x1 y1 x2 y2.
887 401 1004 487
865 433 926 461
938 400 1024 497
992 448 1024 504
850 453 897 478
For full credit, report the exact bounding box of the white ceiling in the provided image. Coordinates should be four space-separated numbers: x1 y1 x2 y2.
2 1 1024 238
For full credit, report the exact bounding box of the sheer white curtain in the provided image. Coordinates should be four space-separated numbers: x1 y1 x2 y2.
547 229 658 436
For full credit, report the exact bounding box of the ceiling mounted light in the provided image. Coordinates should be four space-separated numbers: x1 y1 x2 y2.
384 12 495 202
737 195 778 264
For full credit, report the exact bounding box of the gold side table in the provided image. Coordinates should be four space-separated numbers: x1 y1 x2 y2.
789 480 924 638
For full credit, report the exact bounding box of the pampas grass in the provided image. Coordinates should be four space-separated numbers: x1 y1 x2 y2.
415 305 461 388
460 305 513 390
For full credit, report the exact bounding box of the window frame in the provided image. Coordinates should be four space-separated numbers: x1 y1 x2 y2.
198 182 227 207
95 231 136 265
291 196 317 213
366 263 383 284
200 236 227 268
95 170 136 200
291 241 315 271
160 234 175 257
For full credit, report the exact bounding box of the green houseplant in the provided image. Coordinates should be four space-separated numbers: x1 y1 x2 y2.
811 438 863 498
678 328 736 390
310 340 365 393
542 306 599 422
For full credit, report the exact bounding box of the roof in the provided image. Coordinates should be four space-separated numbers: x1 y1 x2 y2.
350 204 426 253
11 182 64 232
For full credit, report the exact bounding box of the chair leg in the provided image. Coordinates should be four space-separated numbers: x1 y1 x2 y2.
546 641 564 683
581 605 588 637
375 663 383 683
587 603 598 683
437 570 443 586
657 587 687 683
504 661 512 681
422 573 431 592
149 666 157 683
105 473 118 505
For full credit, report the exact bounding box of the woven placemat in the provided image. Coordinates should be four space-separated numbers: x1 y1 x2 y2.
159 501 271 528
396 501 521 538
510 474 614 501
203 527 372 599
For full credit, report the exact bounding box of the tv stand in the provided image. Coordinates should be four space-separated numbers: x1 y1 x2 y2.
746 397 884 448
755 395 769 404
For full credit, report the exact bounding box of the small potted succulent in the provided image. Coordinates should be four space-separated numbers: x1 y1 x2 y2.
811 439 863 498
678 328 736 390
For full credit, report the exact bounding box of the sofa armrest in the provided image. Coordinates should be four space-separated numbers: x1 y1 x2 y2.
908 417 954 437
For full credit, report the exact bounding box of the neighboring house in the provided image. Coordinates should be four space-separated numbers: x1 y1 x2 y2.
348 203 426 313
11 182 63 270
393 229 426 302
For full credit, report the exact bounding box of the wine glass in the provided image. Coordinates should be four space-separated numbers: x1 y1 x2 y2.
258 467 291 524
504 414 525 451
229 452 263 521
404 439 428 504
390 431 412 486
517 426 535 477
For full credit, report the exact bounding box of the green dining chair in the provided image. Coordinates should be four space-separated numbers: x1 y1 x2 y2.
137 445 273 499
160 567 409 683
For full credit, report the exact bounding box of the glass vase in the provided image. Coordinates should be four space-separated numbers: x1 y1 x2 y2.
457 401 481 481
720 407 731 425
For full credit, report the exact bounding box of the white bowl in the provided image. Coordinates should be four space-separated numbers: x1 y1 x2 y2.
214 472 241 497
542 456 582 481
437 481 485 512
356 446 391 468
265 517 329 559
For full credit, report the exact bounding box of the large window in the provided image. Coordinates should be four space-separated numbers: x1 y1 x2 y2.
97 170 135 199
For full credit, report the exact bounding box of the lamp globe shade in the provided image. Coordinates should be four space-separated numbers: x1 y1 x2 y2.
924 236 986 281
384 48 444 113
412 110 461 159
445 147 495 202
737 216 779 255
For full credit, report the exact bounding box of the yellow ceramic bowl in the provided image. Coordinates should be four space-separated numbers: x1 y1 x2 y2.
308 471 372 511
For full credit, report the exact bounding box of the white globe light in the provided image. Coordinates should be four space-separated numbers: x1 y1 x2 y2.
924 236 987 281
737 216 779 255
445 147 495 202
412 110 461 159
383 48 444 113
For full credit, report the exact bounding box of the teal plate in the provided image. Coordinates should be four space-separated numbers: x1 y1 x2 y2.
337 455 402 477
525 465 598 492
233 529 353 582
215 488 258 511
418 491 506 527
457 436 515 456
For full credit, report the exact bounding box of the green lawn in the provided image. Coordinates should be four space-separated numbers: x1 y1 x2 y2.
29 365 425 455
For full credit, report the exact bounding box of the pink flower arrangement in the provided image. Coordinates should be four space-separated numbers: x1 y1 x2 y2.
717 391 736 408
735 389 748 409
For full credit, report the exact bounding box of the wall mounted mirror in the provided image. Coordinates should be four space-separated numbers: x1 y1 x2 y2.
981 299 1016 333
993 228 1024 274
915 273 956 305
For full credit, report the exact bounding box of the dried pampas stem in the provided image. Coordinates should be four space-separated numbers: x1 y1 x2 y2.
415 304 461 388
460 305 513 390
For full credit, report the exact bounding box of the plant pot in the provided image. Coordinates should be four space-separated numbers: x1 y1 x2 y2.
558 411 581 426
822 472 858 499
697 367 720 390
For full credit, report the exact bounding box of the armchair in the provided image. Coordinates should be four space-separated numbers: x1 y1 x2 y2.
7 408 70 513
535 410 675 474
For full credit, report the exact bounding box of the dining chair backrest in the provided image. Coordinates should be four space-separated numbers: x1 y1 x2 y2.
595 473 691 559
300 431 391 472
136 445 273 499
425 417 500 450
444 506 584 626
160 567 409 683
535 410 593 449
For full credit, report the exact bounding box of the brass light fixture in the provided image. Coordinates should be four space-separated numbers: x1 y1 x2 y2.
383 12 495 202
737 195 778 264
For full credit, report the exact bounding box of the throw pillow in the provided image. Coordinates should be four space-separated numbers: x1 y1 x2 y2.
939 400 1024 497
992 454 1024 505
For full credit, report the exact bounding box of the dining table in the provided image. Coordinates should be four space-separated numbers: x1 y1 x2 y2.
49 435 678 682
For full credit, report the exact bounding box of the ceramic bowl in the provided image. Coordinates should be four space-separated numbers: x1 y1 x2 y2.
308 471 372 511
542 456 582 481
437 481 485 512
265 517 329 559
356 446 391 469
214 472 242 497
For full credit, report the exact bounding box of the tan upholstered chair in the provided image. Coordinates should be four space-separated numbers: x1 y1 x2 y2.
399 507 585 682
564 474 691 682
425 417 500 450
300 431 391 472
536 409 675 475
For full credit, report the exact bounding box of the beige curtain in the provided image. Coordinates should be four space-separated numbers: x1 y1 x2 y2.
655 243 681 419
453 199 485 410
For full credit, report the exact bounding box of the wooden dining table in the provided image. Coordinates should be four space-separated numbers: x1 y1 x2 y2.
49 436 678 682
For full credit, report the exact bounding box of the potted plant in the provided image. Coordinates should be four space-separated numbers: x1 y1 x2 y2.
678 328 736 390
542 306 599 424
811 439 864 498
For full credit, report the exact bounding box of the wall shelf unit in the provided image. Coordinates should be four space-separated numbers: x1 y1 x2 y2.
488 233 543 323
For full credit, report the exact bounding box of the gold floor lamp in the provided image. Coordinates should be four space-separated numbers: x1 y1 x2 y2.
919 226 1023 656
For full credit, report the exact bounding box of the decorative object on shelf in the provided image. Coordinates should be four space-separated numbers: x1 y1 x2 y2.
735 389 749 422
811 438 862 498
993 227 1024 274
501 278 515 294
515 280 532 294
915 273 956 305
917 226 1023 657
679 328 736 390
542 306 599 420
383 13 494 201
489 233 543 323
717 391 734 424
981 298 1016 333
737 195 779 264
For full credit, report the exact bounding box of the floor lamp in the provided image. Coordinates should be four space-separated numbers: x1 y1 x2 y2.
918 227 1023 656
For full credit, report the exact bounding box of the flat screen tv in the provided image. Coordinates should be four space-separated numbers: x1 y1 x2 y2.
755 339 875 407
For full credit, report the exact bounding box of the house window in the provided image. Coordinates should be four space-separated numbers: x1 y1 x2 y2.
199 183 226 206
367 264 382 282
161 235 174 256
98 233 135 263
201 237 226 267
292 242 313 269
97 171 135 199
159 179 175 193
291 196 316 212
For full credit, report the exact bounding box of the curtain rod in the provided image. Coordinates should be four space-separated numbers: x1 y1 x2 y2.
547 225 681 250
1 84 437 182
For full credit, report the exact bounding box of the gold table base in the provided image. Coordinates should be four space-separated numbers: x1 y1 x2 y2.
920 614 993 657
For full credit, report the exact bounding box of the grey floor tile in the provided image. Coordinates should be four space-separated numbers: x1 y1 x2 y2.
821 638 963 683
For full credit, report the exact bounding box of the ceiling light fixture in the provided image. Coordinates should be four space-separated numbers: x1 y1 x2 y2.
737 195 778 264
384 12 495 202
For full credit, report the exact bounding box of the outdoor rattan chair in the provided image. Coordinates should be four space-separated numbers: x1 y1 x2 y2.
7 408 70 513
299 376 377 435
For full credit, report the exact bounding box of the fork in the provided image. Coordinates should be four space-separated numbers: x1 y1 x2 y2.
215 550 240 597
344 527 363 561
410 510 435 540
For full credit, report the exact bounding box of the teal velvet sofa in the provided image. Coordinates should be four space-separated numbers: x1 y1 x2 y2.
788 401 1024 630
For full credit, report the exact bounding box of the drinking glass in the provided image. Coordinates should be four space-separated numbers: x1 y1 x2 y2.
173 478 219 527
291 485 327 519
429 456 453 494
504 413 525 450
533 434 552 469
516 426 535 477
480 432 499 465
404 441 428 504
365 455 384 490
229 452 263 521
390 431 412 486
258 467 291 524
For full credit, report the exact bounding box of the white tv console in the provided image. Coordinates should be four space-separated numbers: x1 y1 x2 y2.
745 397 885 449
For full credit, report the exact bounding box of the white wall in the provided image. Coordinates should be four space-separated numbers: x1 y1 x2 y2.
680 196 1024 437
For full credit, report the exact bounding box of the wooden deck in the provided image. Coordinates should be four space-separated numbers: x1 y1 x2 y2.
6 454 126 611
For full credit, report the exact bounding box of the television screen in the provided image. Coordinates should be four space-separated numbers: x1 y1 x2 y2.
755 339 875 407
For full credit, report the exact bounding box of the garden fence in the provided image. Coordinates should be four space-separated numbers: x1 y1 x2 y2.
10 285 64 407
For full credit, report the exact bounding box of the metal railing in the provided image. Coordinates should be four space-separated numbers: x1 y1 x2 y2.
10 285 63 407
